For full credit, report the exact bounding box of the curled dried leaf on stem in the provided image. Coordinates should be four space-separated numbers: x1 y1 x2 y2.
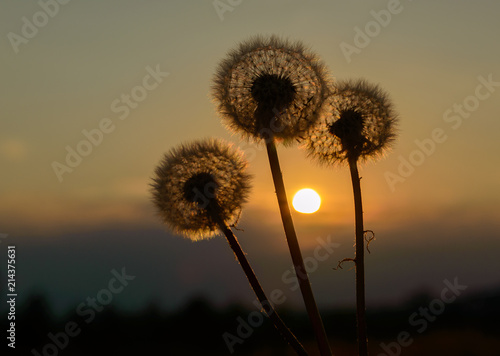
364 230 375 253
333 257 356 271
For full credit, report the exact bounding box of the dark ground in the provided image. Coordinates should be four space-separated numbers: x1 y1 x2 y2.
3 286 500 356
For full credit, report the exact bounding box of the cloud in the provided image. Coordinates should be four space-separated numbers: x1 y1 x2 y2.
0 190 159 237
112 176 151 199
0 175 157 237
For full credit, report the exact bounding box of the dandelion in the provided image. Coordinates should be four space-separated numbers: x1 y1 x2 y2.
151 138 308 355
304 79 398 165
303 79 398 356
212 35 330 142
213 36 333 356
151 138 251 240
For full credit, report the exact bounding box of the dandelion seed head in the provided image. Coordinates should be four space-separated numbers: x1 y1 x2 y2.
250 73 296 109
182 172 218 205
212 35 331 143
304 79 398 165
150 139 252 240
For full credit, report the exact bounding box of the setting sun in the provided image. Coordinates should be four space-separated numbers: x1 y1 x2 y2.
292 188 321 214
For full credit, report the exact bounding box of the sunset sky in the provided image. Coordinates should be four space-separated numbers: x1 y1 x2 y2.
1 1 499 316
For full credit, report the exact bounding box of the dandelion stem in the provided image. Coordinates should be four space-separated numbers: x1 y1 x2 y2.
265 138 333 356
348 156 368 356
210 209 309 356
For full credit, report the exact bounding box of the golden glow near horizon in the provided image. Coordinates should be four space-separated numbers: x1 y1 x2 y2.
292 188 321 214
1 2 499 235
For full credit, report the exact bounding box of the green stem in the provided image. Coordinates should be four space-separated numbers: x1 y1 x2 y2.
348 156 368 356
211 210 309 356
265 138 333 356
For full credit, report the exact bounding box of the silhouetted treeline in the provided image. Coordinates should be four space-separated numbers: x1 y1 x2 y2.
3 287 500 355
